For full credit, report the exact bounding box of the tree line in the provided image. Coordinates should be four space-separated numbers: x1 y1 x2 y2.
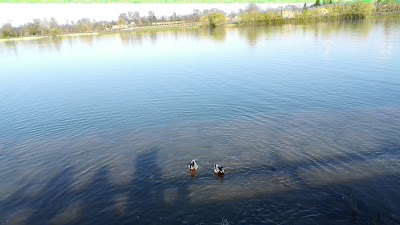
236 0 399 25
0 7 229 38
1 1 399 39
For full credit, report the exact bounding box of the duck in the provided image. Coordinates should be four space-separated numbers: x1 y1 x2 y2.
189 159 199 171
214 164 225 175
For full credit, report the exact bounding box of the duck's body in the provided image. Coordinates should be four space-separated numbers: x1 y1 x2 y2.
189 160 199 171
214 164 225 175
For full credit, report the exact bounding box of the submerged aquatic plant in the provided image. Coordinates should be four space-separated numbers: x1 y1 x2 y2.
350 192 358 223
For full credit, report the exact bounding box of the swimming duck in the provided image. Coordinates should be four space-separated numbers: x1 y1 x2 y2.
189 159 199 171
214 164 225 175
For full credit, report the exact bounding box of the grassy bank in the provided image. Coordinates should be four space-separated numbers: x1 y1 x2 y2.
57 32 99 37
0 35 49 42
0 33 100 42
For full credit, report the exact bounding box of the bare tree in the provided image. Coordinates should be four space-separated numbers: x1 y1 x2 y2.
246 3 260 13
170 12 178 21
127 11 134 23
229 11 236 21
148 11 155 22
193 9 202 22
203 9 210 15
133 12 141 25
119 13 129 23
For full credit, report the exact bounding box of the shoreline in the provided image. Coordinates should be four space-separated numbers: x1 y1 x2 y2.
1 11 399 41
0 32 100 42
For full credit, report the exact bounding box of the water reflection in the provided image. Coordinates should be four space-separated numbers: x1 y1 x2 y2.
208 27 227 44
29 37 62 53
50 37 62 52
149 31 158 45
239 26 263 46
1 18 397 52
1 17 399 225
115 27 227 46
78 34 96 47
1 40 18 55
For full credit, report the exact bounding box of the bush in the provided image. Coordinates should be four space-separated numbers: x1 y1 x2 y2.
239 11 264 24
200 13 227 27
376 0 400 12
0 23 16 39
342 2 375 19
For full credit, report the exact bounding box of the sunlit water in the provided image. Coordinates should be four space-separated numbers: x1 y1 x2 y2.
1 18 400 225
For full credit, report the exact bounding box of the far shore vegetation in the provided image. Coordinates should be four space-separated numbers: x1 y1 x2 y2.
1 0 399 39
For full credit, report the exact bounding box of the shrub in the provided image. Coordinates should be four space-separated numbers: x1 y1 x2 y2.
200 13 227 27
239 11 264 24
0 23 16 39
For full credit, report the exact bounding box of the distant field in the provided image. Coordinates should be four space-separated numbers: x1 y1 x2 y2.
1 0 399 3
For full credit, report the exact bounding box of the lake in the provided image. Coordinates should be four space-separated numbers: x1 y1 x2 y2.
0 18 399 225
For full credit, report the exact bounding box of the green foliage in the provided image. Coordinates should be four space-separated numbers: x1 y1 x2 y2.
1 2 399 40
49 27 61 36
118 17 128 25
239 11 284 25
25 19 43 36
327 4 346 18
340 2 375 19
200 13 227 27
49 17 61 36
235 1 383 26
0 23 16 38
295 9 320 22
376 0 400 12
239 11 264 24
269 12 285 24
77 18 94 32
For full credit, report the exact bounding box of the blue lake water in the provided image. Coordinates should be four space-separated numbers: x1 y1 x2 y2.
0 18 400 224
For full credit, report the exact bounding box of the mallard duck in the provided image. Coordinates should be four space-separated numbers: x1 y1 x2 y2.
214 164 225 175
189 159 199 171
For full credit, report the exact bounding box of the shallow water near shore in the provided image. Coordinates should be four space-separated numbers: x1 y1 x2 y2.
1 18 400 224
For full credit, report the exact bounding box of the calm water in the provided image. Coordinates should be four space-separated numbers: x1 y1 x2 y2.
1 18 400 225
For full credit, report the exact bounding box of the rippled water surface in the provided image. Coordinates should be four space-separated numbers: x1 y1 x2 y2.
1 18 400 225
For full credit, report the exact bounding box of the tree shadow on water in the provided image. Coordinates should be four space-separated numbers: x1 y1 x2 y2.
127 147 165 223
0 166 75 225
0 146 197 225
125 147 192 224
1 144 399 225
